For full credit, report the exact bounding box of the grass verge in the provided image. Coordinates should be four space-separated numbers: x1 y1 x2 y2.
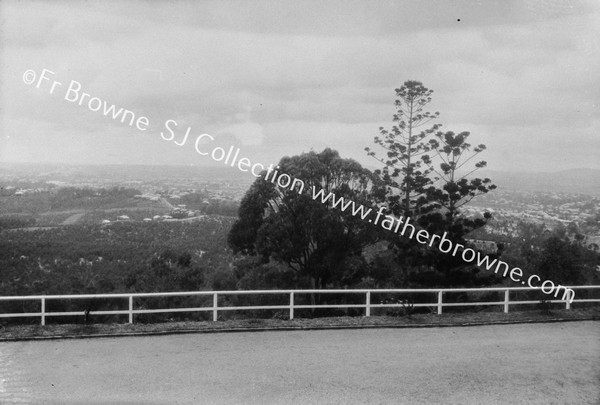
1 307 598 341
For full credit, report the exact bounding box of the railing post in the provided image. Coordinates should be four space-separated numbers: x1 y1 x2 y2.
213 292 218 322
41 297 46 326
365 291 371 317
128 295 133 324
289 292 294 320
504 289 510 313
437 290 443 315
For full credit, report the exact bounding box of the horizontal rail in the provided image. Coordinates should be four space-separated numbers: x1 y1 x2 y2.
133 307 214 315
0 312 44 318
1 285 598 301
0 286 598 325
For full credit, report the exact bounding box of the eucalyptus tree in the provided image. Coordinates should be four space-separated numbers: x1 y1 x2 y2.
228 148 385 290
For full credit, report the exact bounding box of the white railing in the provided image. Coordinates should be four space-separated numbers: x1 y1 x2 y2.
0 286 599 326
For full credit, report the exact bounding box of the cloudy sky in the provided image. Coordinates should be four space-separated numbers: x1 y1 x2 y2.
1 0 599 173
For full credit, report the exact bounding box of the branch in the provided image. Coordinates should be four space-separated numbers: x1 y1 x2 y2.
457 166 482 181
454 151 481 171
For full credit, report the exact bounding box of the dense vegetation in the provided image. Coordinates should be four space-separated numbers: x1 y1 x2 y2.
230 81 501 291
0 220 233 296
1 82 598 324
228 148 386 290
227 81 599 302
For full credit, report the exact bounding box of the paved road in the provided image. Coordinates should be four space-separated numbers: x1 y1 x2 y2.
1 322 599 404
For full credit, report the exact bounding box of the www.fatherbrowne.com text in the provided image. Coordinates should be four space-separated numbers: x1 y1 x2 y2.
23 67 575 303
263 165 575 303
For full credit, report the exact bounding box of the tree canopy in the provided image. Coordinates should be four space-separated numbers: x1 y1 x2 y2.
366 80 497 286
228 148 384 289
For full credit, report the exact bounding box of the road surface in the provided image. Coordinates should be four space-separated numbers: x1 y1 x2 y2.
1 321 598 404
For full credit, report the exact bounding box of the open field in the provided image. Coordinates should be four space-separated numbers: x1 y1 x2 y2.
1 321 598 404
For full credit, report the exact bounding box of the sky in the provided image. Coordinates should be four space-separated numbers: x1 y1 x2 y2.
1 0 599 173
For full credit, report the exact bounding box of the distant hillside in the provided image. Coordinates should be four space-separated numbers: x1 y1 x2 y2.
479 168 600 196
3 162 599 196
0 162 256 183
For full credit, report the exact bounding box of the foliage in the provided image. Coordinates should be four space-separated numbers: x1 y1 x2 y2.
233 256 307 290
533 236 595 285
496 222 600 286
0 214 37 230
0 219 234 296
366 80 441 217
229 148 385 289
366 80 497 287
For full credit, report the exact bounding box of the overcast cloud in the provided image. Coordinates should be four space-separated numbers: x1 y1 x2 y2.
1 0 599 172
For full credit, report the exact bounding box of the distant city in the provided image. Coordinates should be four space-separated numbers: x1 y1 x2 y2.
1 163 599 246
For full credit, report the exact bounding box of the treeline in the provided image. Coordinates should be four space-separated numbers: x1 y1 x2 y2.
0 215 597 325
2 81 599 324
227 81 600 294
0 220 234 297
489 221 600 286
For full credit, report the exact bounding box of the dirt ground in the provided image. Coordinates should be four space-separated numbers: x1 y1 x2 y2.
1 321 598 404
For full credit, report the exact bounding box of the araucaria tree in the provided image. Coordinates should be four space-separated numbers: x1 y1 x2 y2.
367 80 497 286
365 81 441 217
228 148 384 290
